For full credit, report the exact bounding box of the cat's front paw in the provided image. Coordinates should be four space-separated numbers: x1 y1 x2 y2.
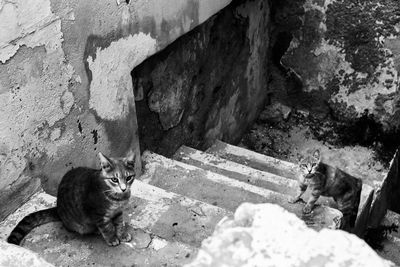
105 236 121 246
302 205 313 214
118 231 132 242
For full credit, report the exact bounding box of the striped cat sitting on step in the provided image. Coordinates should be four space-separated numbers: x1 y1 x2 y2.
288 149 362 231
8 151 136 246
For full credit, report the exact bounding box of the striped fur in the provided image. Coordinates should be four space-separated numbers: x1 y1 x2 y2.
289 149 363 231
7 208 59 245
7 151 136 246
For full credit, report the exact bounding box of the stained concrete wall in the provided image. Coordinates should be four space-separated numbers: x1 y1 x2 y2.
132 0 271 156
275 0 400 131
0 0 232 220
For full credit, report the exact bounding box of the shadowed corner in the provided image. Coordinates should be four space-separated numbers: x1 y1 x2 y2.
353 189 374 238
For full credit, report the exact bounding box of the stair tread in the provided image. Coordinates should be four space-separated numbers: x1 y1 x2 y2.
174 145 298 196
0 190 56 241
207 140 299 179
206 140 374 216
0 180 229 266
143 151 342 231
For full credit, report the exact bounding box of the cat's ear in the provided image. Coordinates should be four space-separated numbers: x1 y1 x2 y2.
98 152 113 171
124 150 136 169
313 149 321 160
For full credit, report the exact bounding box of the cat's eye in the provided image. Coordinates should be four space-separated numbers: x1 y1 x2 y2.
126 175 134 182
111 177 119 183
300 164 307 168
312 163 317 167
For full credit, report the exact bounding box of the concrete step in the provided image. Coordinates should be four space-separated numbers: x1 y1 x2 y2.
174 145 298 196
174 145 354 211
142 151 342 230
0 180 230 266
206 140 374 216
207 139 299 179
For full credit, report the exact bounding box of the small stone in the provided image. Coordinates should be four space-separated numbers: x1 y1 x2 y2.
297 109 309 118
280 105 292 120
130 229 152 249
150 237 168 251
259 103 292 123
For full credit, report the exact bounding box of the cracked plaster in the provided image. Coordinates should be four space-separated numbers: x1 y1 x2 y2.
0 0 76 196
0 0 236 222
87 33 156 120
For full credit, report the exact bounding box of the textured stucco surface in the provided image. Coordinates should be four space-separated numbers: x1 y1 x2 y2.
281 0 400 130
87 32 157 120
0 0 232 219
186 203 394 267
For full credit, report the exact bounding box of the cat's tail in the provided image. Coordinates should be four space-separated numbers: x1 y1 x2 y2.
7 207 60 245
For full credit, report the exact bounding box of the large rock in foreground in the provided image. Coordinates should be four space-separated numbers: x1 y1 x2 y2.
0 240 54 267
186 203 394 267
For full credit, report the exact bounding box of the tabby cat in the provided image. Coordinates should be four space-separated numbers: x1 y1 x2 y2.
8 151 136 246
288 149 362 230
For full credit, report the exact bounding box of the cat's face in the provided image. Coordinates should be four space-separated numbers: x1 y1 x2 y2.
298 149 320 180
99 151 136 200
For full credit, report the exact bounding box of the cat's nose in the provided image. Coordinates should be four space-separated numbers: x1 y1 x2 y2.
120 184 127 192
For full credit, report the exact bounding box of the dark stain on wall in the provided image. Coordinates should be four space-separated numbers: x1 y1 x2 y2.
83 0 201 89
81 1 203 155
131 0 270 157
77 120 83 134
91 129 99 144
326 0 400 75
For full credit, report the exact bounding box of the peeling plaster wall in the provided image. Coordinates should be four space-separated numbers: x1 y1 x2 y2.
87 33 157 120
0 0 232 220
278 0 400 130
132 0 271 156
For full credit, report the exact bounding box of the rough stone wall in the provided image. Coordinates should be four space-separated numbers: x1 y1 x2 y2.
277 0 400 131
186 203 394 267
0 0 232 220
132 0 271 156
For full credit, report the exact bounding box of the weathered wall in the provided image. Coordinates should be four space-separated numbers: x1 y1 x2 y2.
132 0 271 156
0 0 232 220
275 0 400 131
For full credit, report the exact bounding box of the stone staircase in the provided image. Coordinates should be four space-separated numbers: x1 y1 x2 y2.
0 140 375 266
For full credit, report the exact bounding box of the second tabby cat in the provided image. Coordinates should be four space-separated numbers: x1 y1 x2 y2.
289 149 362 231
8 151 136 246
